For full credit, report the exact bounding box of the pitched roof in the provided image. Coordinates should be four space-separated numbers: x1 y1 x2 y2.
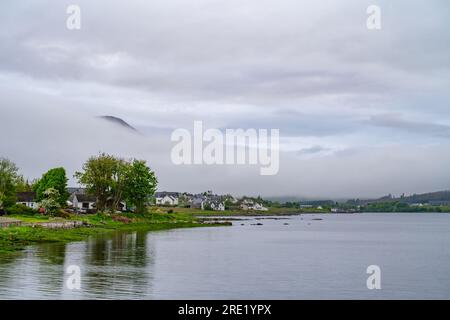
205 199 224 206
71 193 96 203
68 187 87 195
16 192 37 202
155 191 180 198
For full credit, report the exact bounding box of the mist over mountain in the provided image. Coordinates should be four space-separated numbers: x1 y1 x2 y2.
98 116 138 132
1 1 450 198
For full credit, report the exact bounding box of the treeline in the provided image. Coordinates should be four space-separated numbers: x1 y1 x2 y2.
361 201 447 213
0 154 157 215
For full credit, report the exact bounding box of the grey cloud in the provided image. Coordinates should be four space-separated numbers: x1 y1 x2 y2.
226 109 362 137
1 0 448 105
1 0 450 198
368 114 450 139
297 145 330 156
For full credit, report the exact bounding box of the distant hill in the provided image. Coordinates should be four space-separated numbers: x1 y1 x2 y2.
98 115 137 132
396 190 450 204
350 190 450 205
268 190 450 205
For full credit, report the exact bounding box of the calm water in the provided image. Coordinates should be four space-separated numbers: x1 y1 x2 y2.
0 213 449 299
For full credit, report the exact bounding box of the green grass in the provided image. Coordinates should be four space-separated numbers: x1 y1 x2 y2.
8 214 51 223
0 211 226 255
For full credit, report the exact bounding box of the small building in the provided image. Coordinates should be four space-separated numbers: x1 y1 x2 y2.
69 193 97 213
204 199 225 211
240 201 268 211
156 195 179 206
106 199 127 212
252 203 268 211
155 192 180 206
190 195 205 209
411 203 424 207
16 192 38 209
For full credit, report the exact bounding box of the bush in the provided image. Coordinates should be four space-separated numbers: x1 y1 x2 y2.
56 210 73 219
111 215 132 224
5 204 38 216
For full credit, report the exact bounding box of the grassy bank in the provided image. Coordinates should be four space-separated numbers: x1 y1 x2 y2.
0 212 227 254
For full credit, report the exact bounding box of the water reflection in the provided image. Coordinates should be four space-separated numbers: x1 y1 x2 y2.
1 214 450 299
0 230 156 299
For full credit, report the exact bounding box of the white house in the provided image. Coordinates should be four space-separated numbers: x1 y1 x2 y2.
204 199 226 211
67 190 127 213
252 203 268 211
16 192 38 209
240 200 268 211
155 192 179 206
156 195 179 206
189 195 205 209
69 193 97 213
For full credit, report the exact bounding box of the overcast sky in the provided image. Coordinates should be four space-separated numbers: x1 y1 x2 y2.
1 0 450 199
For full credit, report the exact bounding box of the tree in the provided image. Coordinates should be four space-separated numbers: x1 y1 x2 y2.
123 160 158 213
15 176 33 192
34 167 69 206
38 188 61 216
110 158 129 213
75 153 118 212
0 158 19 211
76 154 158 213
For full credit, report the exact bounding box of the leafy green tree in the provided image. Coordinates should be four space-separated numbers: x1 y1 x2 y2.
15 175 33 192
124 160 158 213
0 158 19 211
75 153 118 212
110 158 129 212
34 167 69 206
38 188 61 216
76 154 158 213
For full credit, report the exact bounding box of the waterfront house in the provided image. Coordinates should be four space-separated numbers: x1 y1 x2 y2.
155 192 180 206
252 202 268 211
105 198 127 212
68 193 127 213
239 200 268 211
16 192 38 209
155 194 179 206
203 197 226 211
190 195 206 209
69 193 97 213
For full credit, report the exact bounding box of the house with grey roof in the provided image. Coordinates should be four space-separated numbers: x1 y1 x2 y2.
16 192 38 209
68 193 97 213
155 192 180 206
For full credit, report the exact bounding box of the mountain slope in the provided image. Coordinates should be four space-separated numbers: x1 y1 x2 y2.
98 115 137 132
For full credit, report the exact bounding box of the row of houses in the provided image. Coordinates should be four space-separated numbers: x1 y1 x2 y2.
16 189 268 213
155 192 268 212
16 189 127 213
155 192 226 211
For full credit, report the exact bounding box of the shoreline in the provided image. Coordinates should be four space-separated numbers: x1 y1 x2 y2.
0 212 230 255
1 209 447 255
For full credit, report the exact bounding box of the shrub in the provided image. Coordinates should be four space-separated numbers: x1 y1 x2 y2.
111 215 132 224
5 204 38 216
